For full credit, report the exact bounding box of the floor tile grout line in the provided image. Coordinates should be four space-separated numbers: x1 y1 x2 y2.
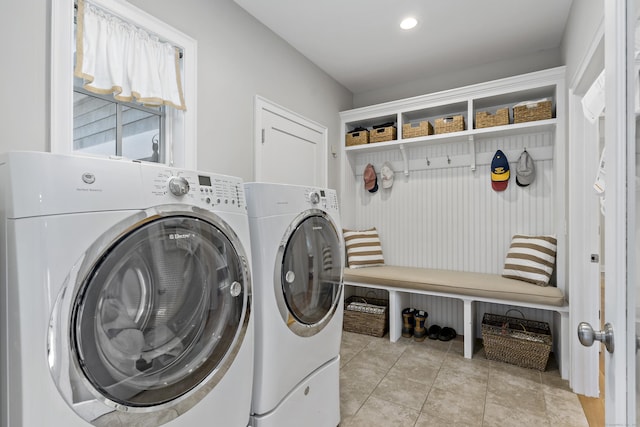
480 359 494 427
343 337 397 423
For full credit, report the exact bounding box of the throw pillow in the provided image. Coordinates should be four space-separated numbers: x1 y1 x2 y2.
502 234 557 286
343 228 385 268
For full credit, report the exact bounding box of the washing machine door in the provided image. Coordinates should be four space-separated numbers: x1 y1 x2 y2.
275 209 343 337
48 205 251 424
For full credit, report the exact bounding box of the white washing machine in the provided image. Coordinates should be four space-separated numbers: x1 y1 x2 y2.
244 183 343 427
0 151 254 427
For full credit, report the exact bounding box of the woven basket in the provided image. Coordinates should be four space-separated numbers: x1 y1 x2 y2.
481 309 552 371
346 130 369 146
475 108 509 129
513 100 552 123
402 121 433 139
434 115 465 134
343 295 388 337
369 126 397 143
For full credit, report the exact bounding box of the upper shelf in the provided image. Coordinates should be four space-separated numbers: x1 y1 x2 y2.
345 118 557 154
341 67 565 157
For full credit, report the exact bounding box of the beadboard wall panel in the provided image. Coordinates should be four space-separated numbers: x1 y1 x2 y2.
348 131 555 275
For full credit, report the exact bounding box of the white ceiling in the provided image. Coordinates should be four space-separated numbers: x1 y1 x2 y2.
233 0 574 94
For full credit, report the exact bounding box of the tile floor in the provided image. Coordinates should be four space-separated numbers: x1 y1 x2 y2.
338 331 588 427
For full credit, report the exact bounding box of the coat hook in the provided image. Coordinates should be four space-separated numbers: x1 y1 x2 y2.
447 155 451 164
426 156 430 166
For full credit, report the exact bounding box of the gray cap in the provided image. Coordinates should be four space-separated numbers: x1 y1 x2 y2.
516 150 535 187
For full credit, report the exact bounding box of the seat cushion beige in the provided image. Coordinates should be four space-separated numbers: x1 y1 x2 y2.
343 266 565 307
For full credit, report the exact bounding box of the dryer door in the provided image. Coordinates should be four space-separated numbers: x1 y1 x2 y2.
49 206 251 423
275 209 343 337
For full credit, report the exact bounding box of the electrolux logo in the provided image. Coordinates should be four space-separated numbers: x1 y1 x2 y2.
169 233 192 240
82 172 96 184
312 226 323 231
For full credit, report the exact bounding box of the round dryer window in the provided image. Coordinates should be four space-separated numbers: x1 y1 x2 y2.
69 213 250 408
276 210 343 336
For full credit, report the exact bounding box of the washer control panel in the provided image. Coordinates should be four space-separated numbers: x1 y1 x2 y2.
142 166 246 212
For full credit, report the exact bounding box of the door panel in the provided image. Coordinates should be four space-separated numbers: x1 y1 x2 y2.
603 0 636 424
255 96 327 187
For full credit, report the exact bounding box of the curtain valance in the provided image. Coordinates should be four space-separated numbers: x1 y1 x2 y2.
74 0 186 110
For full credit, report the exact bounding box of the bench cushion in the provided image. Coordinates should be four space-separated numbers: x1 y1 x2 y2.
343 266 566 307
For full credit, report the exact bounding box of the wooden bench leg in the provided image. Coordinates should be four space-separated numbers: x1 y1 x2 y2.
388 290 410 342
463 299 475 359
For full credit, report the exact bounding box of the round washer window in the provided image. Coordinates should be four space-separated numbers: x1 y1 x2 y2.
280 214 342 327
72 215 247 407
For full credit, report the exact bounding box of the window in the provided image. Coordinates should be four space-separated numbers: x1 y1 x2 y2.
51 0 197 168
73 86 165 163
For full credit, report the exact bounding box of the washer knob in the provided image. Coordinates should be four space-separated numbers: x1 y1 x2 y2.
309 191 320 204
168 176 190 196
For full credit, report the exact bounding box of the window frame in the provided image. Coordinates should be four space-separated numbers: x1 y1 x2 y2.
51 0 197 168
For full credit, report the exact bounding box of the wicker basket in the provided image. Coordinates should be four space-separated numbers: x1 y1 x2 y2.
481 309 552 371
343 295 388 337
402 121 433 139
475 108 509 129
369 126 397 143
435 115 465 134
513 100 553 123
346 130 369 146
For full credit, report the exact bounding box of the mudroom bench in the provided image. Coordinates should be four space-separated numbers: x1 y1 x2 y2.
343 266 569 368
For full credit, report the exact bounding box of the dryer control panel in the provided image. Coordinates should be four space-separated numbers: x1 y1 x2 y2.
304 187 339 212
141 165 246 212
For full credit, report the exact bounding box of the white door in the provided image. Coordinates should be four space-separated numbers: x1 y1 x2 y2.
254 96 327 187
603 0 636 423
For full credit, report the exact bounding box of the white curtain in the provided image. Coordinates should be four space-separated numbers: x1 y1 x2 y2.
74 0 186 110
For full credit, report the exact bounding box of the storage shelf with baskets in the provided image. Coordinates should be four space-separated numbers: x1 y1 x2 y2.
341 70 560 175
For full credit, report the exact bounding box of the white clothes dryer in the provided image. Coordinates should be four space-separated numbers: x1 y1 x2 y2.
0 152 253 427
244 183 343 427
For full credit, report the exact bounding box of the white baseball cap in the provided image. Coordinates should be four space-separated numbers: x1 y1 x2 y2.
380 161 394 189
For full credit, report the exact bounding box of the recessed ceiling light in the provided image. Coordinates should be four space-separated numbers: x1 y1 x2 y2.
400 17 418 30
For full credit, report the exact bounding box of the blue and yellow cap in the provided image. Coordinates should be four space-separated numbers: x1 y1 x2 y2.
491 149 510 191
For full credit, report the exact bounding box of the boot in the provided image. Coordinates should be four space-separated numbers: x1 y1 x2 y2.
401 308 415 338
413 310 428 342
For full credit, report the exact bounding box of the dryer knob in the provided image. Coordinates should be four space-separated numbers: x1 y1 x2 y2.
168 176 190 196
309 191 320 204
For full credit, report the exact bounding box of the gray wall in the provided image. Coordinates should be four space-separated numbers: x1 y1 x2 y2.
561 0 604 89
128 0 352 186
0 1 50 154
0 0 352 189
353 48 563 108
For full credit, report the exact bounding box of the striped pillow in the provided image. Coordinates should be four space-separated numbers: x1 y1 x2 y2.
343 228 385 268
503 235 557 286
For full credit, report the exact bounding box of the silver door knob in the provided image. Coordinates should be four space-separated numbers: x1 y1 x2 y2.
577 322 614 353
